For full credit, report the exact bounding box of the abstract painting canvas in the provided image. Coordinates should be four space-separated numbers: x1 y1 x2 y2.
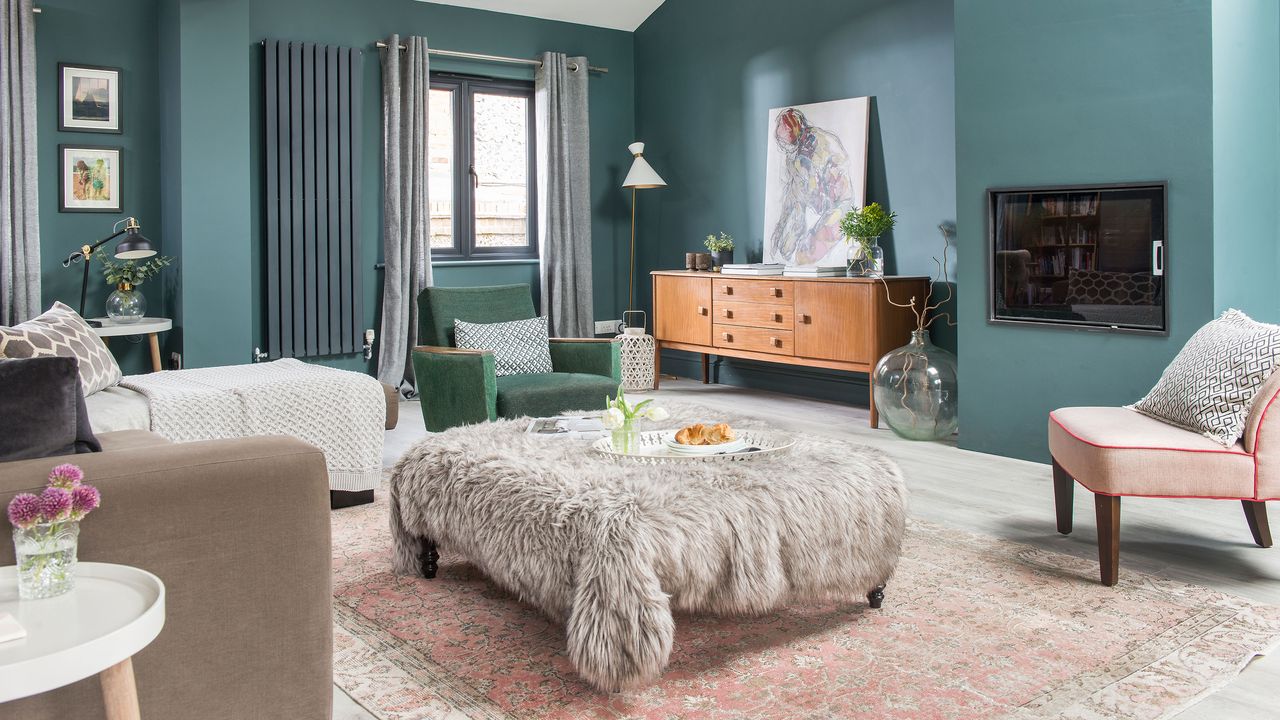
59 145 122 213
58 64 121 133
762 97 870 267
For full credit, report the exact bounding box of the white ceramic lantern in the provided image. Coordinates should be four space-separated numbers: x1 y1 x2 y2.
617 311 656 391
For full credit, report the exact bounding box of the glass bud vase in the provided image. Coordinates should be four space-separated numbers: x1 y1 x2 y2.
611 418 639 454
106 282 146 324
872 329 958 441
847 237 885 278
13 520 80 600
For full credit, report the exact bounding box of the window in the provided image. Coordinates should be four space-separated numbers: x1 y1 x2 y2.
428 74 537 261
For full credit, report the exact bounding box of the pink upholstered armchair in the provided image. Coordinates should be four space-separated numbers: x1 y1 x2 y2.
1048 371 1278 585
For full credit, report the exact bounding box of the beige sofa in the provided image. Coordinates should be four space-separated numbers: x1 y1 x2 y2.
0 431 333 719
1049 370 1278 585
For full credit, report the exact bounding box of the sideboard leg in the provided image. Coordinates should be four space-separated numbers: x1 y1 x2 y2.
653 345 662 389
701 353 710 384
867 584 886 609
868 386 879 429
420 541 439 579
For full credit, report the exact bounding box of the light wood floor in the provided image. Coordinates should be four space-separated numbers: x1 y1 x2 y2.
337 379 1279 719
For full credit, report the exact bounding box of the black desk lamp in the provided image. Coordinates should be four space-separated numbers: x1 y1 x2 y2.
61 217 157 327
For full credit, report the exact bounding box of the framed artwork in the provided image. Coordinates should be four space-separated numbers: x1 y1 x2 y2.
58 63 121 133
762 97 870 267
59 145 122 213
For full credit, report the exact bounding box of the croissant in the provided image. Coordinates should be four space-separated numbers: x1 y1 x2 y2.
675 423 736 445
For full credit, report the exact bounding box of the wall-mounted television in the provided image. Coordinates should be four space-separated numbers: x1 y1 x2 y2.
987 182 1167 334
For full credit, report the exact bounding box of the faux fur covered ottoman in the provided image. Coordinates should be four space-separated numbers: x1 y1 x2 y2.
389 401 907 691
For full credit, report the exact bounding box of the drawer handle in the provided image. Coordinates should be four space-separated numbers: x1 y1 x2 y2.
722 332 733 342
697 306 708 315
798 314 811 324
771 287 783 297
770 337 782 347
723 309 733 318
724 286 734 295
773 313 783 323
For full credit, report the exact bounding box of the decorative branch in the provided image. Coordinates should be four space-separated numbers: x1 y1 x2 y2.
877 222 956 333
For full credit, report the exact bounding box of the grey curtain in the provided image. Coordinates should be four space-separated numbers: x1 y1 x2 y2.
1 0 40 325
535 52 593 338
378 34 432 388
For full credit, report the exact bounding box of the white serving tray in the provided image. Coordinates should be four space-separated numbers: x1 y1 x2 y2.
592 429 794 464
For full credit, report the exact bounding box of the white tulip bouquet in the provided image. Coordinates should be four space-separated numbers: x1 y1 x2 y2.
602 384 669 430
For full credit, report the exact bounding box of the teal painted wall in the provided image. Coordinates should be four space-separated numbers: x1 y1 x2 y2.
248 0 636 373
633 0 956 403
954 0 1216 461
1212 0 1280 324
34 0 163 374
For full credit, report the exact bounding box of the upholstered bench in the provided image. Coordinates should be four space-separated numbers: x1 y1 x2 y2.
1049 370 1279 585
388 401 908 691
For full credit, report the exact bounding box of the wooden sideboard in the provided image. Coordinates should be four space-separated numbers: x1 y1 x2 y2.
651 270 929 428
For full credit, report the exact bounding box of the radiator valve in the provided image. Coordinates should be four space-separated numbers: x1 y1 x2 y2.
363 329 375 361
252 347 269 363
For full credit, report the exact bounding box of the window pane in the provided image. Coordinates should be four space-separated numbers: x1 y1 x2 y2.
472 92 529 248
428 88 454 250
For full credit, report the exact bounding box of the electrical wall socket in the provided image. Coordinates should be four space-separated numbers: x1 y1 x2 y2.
594 320 621 335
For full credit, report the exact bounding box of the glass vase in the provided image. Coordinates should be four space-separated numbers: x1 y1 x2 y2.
846 237 885 278
611 418 639 454
106 283 146 324
872 330 958 441
13 521 80 600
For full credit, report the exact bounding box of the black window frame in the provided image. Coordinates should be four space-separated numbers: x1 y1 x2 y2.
429 73 538 262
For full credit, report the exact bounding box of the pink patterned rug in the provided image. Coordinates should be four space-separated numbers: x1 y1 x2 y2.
332 486 1280 720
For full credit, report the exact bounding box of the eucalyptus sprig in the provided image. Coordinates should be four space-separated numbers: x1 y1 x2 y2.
98 255 174 287
840 203 897 257
704 232 734 252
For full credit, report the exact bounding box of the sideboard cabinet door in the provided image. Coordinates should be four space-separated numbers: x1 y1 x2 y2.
793 281 871 364
654 275 712 346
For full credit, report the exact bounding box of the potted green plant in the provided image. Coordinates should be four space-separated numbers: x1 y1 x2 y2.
704 232 735 271
97 255 173 324
839 203 896 278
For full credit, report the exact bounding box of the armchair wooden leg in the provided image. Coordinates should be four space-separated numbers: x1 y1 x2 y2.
1242 501 1273 548
1052 458 1073 535
1095 494 1121 586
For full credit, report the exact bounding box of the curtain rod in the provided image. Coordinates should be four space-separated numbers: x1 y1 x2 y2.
374 42 607 74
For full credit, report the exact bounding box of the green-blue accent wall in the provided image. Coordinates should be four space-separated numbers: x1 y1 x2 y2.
633 0 957 402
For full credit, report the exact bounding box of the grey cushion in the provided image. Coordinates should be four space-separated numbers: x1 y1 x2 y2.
454 316 554 377
0 301 121 395
1131 309 1280 446
0 357 102 461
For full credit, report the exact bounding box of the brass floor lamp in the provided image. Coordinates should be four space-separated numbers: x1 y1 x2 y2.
622 142 666 324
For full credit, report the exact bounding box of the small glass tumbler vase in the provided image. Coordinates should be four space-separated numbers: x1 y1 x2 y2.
871 330 958 441
846 237 885 278
611 419 639 455
13 521 80 600
106 283 146 324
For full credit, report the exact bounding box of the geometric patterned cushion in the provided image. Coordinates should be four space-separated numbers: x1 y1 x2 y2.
0 302 122 396
1065 268 1157 306
453 316 554 378
1130 309 1280 446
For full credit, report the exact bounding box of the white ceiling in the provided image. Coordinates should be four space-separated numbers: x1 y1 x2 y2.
421 0 665 32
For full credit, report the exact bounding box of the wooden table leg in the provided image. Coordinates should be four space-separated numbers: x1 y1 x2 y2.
653 344 662 390
147 333 162 372
701 353 710 384
100 657 141 720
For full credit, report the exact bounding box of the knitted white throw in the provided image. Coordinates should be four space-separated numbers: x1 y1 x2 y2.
120 359 384 491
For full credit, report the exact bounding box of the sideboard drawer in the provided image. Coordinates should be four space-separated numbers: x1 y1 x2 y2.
713 278 792 305
713 324 794 356
715 300 794 330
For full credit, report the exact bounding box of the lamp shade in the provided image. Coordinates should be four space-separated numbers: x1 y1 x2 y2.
113 226 157 260
622 142 666 189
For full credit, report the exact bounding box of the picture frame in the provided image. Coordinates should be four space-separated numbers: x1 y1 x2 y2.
58 63 121 133
59 145 123 213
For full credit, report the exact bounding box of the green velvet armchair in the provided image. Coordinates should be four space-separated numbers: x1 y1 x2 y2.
412 284 622 432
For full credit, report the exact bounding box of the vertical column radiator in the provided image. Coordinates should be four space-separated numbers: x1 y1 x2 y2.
263 40 363 359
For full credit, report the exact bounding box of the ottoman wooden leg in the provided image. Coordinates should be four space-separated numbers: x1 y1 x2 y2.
867 584 886 609
1052 458 1074 535
421 541 439 579
1243 501 1273 548
1095 494 1121 586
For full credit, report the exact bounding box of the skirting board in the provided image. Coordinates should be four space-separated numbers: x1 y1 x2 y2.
660 349 871 407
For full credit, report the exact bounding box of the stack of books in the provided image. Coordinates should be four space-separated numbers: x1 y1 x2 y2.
720 263 785 276
783 265 846 277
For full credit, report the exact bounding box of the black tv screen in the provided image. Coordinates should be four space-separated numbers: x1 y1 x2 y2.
988 182 1166 333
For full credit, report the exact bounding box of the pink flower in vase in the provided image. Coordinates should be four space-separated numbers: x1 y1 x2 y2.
6 493 42 529
39 487 73 523
48 463 85 488
71 484 101 519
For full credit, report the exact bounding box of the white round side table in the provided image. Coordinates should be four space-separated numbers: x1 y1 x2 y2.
0 563 165 719
89 318 173 373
